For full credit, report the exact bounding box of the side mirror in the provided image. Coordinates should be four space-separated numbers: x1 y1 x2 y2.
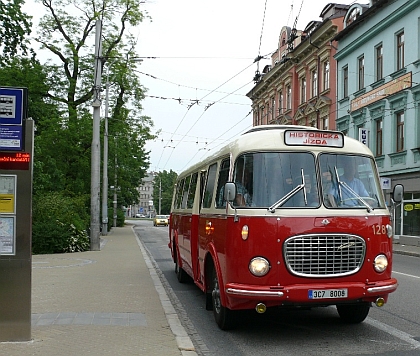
392 184 404 203
224 182 236 202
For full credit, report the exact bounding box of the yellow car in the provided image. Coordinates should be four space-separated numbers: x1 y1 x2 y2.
153 215 169 227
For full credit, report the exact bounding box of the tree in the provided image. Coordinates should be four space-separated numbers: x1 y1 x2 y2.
153 170 178 215
0 0 34 65
32 0 154 205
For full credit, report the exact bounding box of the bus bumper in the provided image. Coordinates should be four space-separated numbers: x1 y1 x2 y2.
224 278 398 310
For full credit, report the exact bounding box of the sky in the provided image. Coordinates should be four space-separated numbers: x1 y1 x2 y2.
136 0 345 174
25 0 353 174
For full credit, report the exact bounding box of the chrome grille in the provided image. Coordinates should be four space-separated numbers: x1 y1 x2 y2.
283 234 366 277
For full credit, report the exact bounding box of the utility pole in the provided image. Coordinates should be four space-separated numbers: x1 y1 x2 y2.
113 137 118 228
90 19 102 251
159 178 162 215
101 67 110 236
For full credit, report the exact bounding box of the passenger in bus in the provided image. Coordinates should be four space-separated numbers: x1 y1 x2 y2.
331 158 369 206
233 159 253 206
235 181 252 206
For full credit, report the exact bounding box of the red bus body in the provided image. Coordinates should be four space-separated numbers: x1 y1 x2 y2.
169 126 401 329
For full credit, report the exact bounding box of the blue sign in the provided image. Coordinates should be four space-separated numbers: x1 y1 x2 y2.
0 88 24 125
0 126 23 150
0 87 27 151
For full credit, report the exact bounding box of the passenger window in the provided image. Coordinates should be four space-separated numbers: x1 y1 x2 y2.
181 176 191 209
175 179 185 209
216 159 230 208
187 173 198 209
202 163 218 209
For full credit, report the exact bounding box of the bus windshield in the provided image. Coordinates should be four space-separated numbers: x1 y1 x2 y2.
319 153 385 209
231 152 385 209
232 152 319 208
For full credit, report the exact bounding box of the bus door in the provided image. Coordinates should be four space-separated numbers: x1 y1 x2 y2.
197 163 218 285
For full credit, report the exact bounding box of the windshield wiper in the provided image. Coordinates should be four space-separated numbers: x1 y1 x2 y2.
332 166 372 212
268 169 307 213
339 181 372 212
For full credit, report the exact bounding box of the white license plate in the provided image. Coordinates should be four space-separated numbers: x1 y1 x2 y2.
308 289 348 299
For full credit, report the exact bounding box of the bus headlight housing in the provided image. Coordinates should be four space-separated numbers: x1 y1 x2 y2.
249 257 270 277
373 254 388 273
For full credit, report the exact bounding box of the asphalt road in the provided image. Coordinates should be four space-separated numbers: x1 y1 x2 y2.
132 219 420 356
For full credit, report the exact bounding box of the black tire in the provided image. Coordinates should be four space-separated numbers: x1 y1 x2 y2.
174 248 189 283
337 303 370 323
211 267 236 330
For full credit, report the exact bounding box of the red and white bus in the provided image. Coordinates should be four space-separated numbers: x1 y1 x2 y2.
168 125 403 330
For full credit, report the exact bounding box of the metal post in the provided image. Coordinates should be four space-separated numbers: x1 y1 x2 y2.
159 178 162 215
101 69 109 235
113 137 117 228
90 19 102 251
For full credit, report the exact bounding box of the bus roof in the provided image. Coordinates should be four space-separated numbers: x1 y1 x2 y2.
177 125 374 178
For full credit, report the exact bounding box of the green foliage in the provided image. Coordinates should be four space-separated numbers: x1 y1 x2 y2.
32 192 90 254
153 170 178 215
0 0 34 65
116 209 126 227
0 1 156 254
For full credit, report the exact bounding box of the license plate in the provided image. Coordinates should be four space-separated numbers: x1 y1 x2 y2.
308 289 348 299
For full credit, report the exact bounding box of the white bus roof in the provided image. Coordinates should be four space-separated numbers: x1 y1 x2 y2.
177 125 374 177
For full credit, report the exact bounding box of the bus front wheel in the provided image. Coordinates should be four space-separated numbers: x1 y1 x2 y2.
211 267 236 330
336 303 370 323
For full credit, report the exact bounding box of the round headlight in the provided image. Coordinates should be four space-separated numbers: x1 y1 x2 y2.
249 257 270 277
373 254 388 272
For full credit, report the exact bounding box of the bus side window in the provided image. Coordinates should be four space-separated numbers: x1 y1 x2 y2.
175 179 185 209
187 173 198 209
181 175 191 209
215 159 230 209
202 163 218 209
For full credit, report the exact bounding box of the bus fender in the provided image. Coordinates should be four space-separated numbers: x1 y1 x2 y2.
204 243 228 307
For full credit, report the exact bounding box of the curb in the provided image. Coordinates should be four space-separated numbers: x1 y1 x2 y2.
133 227 198 356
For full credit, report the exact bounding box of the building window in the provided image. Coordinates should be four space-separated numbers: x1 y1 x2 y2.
278 91 283 114
397 31 404 70
311 70 317 98
271 96 275 121
286 85 291 110
319 116 329 130
376 44 383 81
300 77 306 104
396 111 404 152
323 61 330 91
376 119 383 156
358 56 364 90
346 7 360 27
343 66 348 98
260 106 264 125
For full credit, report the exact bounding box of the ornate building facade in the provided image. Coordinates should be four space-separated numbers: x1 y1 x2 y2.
334 0 420 237
247 3 349 130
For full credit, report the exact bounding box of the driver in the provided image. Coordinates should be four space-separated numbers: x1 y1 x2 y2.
331 158 369 205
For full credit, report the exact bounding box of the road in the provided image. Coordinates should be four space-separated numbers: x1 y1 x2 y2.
131 219 420 356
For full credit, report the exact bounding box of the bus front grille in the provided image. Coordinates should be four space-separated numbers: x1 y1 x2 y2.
283 234 366 277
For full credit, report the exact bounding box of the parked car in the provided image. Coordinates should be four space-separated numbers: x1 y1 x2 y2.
153 215 169 227
135 213 146 218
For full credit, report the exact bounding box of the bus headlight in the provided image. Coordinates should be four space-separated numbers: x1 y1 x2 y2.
386 224 392 238
249 257 270 277
373 254 388 272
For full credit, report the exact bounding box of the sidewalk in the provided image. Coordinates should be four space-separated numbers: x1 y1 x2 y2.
0 225 197 356
393 239 420 258
0 226 417 356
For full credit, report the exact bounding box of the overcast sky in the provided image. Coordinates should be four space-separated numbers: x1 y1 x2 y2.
137 0 349 174
26 0 353 174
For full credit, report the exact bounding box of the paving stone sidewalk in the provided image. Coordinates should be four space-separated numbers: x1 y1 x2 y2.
0 225 197 356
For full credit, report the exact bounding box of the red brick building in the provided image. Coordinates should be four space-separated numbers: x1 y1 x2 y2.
247 3 349 130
